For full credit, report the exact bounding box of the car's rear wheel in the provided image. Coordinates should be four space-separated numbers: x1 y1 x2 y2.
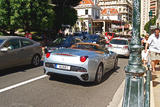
95 64 103 84
31 54 41 66
113 57 118 70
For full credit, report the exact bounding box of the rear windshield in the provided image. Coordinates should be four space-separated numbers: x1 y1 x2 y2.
0 39 4 45
110 39 128 45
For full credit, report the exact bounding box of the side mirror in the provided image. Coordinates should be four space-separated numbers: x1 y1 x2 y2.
0 47 8 52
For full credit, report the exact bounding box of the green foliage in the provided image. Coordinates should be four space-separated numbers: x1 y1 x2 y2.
54 7 77 32
0 0 55 35
0 0 80 38
51 0 81 7
51 0 80 34
144 16 157 33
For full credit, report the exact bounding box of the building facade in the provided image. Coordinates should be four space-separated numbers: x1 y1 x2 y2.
98 0 133 23
100 8 121 21
74 0 100 32
74 0 131 35
150 0 157 18
140 0 150 35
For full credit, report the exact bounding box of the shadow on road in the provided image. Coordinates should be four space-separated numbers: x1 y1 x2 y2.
101 66 120 83
48 66 120 87
0 61 43 77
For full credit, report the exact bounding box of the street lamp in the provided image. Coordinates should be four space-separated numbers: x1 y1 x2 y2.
122 0 146 107
149 10 152 35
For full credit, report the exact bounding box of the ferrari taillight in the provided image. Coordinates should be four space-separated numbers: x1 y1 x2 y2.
80 56 88 62
46 53 51 58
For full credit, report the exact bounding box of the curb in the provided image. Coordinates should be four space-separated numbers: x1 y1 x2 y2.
107 80 125 107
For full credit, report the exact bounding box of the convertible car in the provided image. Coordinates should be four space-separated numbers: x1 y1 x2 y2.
44 43 118 84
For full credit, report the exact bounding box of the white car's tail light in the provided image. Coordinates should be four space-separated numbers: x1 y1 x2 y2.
123 46 128 49
80 56 88 62
46 53 51 58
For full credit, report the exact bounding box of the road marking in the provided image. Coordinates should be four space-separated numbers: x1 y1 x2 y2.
107 80 125 107
0 75 48 93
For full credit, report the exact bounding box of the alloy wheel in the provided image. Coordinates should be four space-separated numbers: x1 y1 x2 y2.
95 64 103 84
32 55 40 66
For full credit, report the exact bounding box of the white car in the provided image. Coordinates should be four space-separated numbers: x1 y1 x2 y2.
107 37 130 57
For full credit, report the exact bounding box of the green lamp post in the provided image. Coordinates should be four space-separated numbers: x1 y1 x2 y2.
122 0 146 107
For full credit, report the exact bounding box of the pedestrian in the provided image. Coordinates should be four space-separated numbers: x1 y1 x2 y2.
145 28 160 72
141 34 149 67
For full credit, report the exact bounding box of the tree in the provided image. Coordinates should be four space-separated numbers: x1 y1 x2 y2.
0 0 55 35
144 16 157 34
18 0 55 33
53 6 78 33
51 0 81 33
51 0 81 7
0 0 17 35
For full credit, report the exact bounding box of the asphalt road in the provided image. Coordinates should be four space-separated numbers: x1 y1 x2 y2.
0 58 128 107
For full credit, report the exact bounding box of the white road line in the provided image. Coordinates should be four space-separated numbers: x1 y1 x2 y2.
0 75 48 93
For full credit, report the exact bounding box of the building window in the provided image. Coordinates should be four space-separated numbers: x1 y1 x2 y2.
85 9 88 15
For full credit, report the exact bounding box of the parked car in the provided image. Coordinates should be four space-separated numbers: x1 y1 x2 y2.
73 32 89 40
44 42 118 84
107 37 129 57
83 34 100 43
44 35 81 53
0 36 42 70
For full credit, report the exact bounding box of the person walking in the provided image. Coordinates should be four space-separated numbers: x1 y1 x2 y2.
141 34 149 67
145 28 160 72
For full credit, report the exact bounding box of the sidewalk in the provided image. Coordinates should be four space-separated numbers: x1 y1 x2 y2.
152 65 160 107
108 64 160 107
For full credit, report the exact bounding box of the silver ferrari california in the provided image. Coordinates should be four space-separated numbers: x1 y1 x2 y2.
44 43 118 84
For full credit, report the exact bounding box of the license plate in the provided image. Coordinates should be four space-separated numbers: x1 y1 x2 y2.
56 64 71 70
113 47 120 49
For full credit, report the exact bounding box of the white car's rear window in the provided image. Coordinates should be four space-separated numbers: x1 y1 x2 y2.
110 39 128 45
